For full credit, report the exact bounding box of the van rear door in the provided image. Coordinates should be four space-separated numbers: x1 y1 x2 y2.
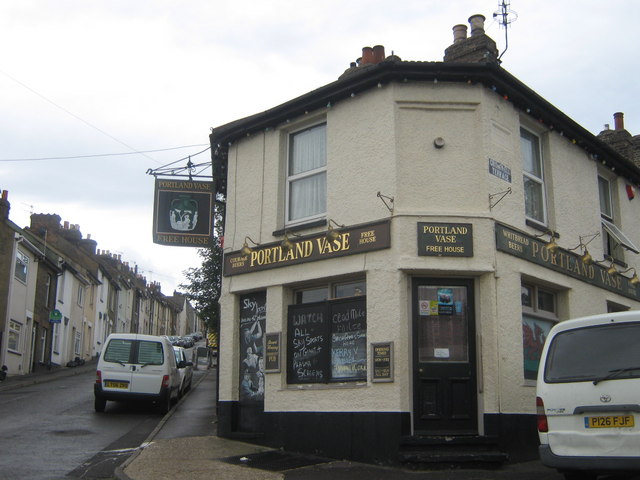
129 339 167 394
101 337 135 392
538 320 640 458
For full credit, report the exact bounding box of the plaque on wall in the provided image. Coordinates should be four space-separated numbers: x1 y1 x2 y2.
371 342 394 382
264 332 281 373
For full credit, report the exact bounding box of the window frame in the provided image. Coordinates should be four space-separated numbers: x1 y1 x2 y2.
287 278 367 385
285 122 327 226
8 319 22 353
15 250 29 283
520 128 547 225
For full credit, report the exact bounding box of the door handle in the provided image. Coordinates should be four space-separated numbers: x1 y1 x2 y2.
419 368 424 373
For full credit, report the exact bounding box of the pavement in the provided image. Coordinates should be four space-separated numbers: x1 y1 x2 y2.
0 358 565 480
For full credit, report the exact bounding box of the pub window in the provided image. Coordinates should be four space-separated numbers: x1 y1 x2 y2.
288 279 366 384
286 123 327 225
15 251 28 283
521 283 557 382
520 128 547 225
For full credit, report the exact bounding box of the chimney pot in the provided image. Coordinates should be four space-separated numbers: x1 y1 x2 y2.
361 46 374 65
372 45 385 63
614 112 624 131
469 14 486 36
452 24 468 43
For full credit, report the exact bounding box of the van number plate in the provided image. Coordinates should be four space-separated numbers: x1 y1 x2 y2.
105 381 129 389
584 415 635 428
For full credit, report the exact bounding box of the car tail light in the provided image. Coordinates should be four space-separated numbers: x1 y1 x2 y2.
96 370 102 384
161 375 170 389
536 396 548 432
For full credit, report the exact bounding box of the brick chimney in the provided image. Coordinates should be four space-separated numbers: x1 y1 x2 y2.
444 14 499 64
597 112 640 168
0 190 10 221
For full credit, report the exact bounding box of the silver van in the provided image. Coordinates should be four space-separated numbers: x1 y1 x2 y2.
94 333 180 413
536 311 640 479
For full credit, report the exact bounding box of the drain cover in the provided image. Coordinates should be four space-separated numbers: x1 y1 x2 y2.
220 450 330 472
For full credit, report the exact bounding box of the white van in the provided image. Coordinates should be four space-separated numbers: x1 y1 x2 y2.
536 311 640 479
94 333 180 413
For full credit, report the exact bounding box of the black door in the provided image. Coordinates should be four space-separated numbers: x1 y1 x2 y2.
412 278 477 434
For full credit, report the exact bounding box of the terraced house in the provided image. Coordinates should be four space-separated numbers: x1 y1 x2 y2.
0 192 202 377
211 15 640 465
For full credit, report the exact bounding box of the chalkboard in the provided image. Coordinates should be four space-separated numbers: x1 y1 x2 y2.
330 297 367 381
239 292 266 402
287 302 330 384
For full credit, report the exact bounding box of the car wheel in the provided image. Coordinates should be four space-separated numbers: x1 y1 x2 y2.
94 395 106 413
159 394 172 415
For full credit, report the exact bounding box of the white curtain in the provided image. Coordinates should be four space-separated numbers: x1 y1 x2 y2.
289 124 326 221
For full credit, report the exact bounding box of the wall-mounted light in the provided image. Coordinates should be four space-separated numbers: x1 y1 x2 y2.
568 232 600 265
326 219 345 241
281 231 302 252
241 236 260 256
618 267 640 285
607 262 618 275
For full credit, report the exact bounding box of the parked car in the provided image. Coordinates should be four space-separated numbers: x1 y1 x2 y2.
94 333 181 414
537 311 640 479
181 335 194 348
173 346 193 397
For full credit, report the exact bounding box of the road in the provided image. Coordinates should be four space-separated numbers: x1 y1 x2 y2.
0 345 210 480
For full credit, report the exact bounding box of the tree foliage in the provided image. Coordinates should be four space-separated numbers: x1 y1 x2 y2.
180 201 224 332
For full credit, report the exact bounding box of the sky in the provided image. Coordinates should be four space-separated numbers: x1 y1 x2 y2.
1 0 638 295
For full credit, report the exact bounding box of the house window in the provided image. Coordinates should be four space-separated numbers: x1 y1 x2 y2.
287 279 367 384
15 251 28 283
77 285 84 307
521 128 546 225
598 175 613 220
287 123 327 224
521 283 557 381
8 320 22 352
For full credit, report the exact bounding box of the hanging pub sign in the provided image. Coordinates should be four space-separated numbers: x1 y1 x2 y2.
152 178 214 247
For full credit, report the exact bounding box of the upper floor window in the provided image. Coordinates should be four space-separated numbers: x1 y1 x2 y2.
521 128 546 225
15 251 28 283
287 123 327 224
77 284 85 307
598 174 639 260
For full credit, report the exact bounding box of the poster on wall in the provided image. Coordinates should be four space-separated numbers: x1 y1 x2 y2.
522 316 553 381
152 178 214 247
239 292 266 402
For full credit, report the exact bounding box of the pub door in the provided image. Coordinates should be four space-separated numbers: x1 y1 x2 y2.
412 278 477 434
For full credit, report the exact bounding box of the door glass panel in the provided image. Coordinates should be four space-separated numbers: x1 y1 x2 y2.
418 286 468 363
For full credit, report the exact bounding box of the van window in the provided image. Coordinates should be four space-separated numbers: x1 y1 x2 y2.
103 338 165 365
544 322 640 383
104 339 133 363
138 341 164 365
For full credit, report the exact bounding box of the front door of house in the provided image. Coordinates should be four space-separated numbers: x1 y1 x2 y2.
412 278 477 434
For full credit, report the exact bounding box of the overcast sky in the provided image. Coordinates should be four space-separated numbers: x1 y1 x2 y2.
1 0 638 294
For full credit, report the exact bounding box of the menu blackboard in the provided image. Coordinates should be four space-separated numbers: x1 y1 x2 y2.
330 297 367 381
287 302 329 384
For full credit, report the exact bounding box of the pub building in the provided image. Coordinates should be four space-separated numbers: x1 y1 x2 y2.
209 15 640 465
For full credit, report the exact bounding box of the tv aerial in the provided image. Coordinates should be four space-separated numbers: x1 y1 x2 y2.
493 0 518 61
